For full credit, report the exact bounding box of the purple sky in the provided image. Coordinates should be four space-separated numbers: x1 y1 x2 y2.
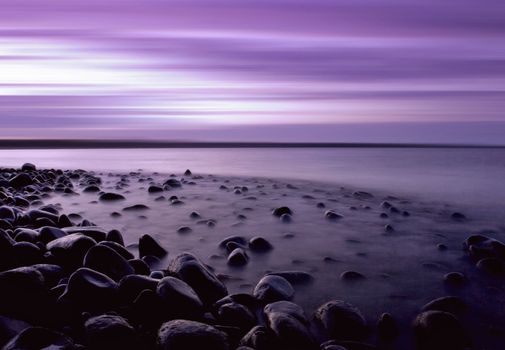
1 0 505 143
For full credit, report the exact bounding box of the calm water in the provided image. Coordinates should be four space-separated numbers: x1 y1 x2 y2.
1 147 505 215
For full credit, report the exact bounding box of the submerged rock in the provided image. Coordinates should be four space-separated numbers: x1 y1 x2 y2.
272 207 292 217
253 275 294 303
99 192 125 201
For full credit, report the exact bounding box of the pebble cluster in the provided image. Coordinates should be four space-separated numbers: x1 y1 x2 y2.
0 164 487 350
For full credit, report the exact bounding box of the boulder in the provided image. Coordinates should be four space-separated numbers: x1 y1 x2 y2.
314 300 367 341
84 244 134 282
157 320 229 350
253 275 294 303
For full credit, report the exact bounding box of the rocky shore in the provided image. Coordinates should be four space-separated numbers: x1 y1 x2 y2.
0 164 504 349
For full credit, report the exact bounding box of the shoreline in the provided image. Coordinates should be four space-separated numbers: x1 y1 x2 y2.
0 163 504 349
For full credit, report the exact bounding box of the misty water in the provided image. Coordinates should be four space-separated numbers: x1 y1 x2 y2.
1 147 504 216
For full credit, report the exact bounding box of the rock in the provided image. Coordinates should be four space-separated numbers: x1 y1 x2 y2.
476 257 505 274
0 267 48 322
377 313 397 339
164 178 182 188
38 226 67 243
64 227 107 242
59 268 118 312
83 185 101 193
128 259 151 275
340 271 365 281
12 242 43 266
272 207 292 217
267 271 313 284
314 300 367 341
279 214 292 223
99 192 125 201
352 191 374 199
3 327 75 350
239 325 277 349
105 229 124 246
148 185 163 193
123 204 150 211
150 270 164 279
253 275 294 303
450 212 466 221
263 301 316 350
184 169 192 176
412 311 468 350
84 314 137 350
249 236 273 252
421 296 467 315
463 234 505 260
31 264 63 288
157 276 204 319
321 340 376 350
228 248 249 266
169 253 228 305
217 302 256 330
219 236 248 248
157 320 229 350
444 272 467 286
139 234 167 259
9 173 33 189
325 210 343 220
84 245 134 282
119 274 159 303
177 226 192 234
189 211 201 219
46 234 96 271
0 315 31 347
21 163 36 171
98 241 134 260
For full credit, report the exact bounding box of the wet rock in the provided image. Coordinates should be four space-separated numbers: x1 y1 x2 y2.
83 185 101 193
412 311 468 350
314 300 367 341
163 178 182 188
0 267 48 322
340 271 365 281
99 192 125 201
476 257 505 274
263 301 316 350
85 314 137 350
128 259 151 275
219 236 248 248
463 234 505 260
157 320 229 350
139 234 167 259
39 226 67 243
0 315 31 347
47 233 96 271
21 163 36 172
105 229 124 246
3 327 76 350
228 248 249 266
249 236 273 252
84 244 134 282
253 275 294 303
325 210 343 220
123 204 150 211
31 264 63 288
98 241 134 260
444 272 467 286
321 340 376 350
217 302 256 330
9 173 33 189
177 226 192 234
190 211 201 219
421 296 467 315
377 313 397 339
148 185 163 193
450 212 466 221
157 276 204 319
239 325 278 350
59 268 118 313
272 207 292 217
184 169 192 176
266 271 313 285
352 191 374 199
169 253 228 305
384 224 394 233
12 242 43 266
279 214 292 223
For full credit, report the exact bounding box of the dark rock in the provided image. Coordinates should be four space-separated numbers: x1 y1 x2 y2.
325 210 344 220
157 276 204 319
412 311 468 350
219 236 248 248
272 207 292 217
21 163 36 171
83 185 101 193
177 226 192 234
123 204 150 211
0 315 31 347
98 241 134 260
128 259 151 275
217 302 256 330
450 212 466 221
189 211 201 219
85 314 137 350
163 178 182 188
105 229 124 246
340 271 365 281
46 233 96 272
267 271 313 284
421 296 467 315
314 300 367 341
184 169 192 176
476 257 505 274
84 245 134 282
9 173 33 189
228 248 249 266
169 253 228 305
12 242 43 266
139 234 167 259
279 214 292 223
157 320 229 350
443 272 467 286
99 192 125 201
39 226 66 243
148 185 163 193
239 325 277 350
59 268 118 312
3 327 75 350
377 313 397 339
150 270 164 279
31 264 63 288
463 234 505 260
118 274 159 303
253 275 294 303
352 191 374 199
249 236 273 252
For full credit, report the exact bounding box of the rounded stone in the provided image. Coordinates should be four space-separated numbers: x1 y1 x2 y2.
157 320 229 350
